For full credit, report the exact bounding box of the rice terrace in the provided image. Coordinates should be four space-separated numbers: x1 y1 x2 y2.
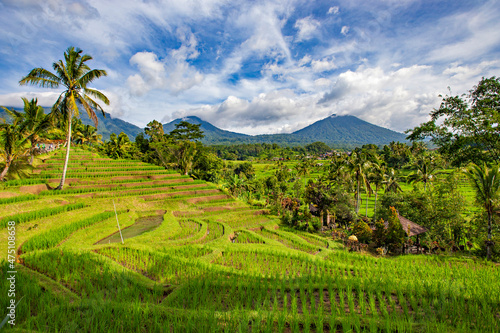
0 144 499 332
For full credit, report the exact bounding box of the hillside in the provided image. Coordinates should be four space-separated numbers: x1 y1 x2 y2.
291 114 407 146
163 114 407 148
0 149 498 332
162 116 251 144
0 107 142 141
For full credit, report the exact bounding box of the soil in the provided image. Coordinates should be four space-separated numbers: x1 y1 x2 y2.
141 189 220 200
0 191 21 199
19 184 50 194
186 194 231 204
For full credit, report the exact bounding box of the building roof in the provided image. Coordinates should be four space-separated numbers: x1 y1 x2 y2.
398 214 427 237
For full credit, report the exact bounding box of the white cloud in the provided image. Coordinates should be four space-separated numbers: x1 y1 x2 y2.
311 58 337 72
328 6 339 15
0 91 59 108
126 30 204 96
169 90 329 135
295 16 321 42
318 62 500 132
341 26 349 36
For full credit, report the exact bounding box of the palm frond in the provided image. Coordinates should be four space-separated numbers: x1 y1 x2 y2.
75 94 98 127
80 69 108 87
19 67 61 88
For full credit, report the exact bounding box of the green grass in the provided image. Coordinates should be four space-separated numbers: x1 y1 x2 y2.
0 147 498 332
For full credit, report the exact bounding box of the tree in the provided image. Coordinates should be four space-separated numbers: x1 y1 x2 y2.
305 141 331 155
383 168 402 193
466 163 500 260
368 159 386 221
19 46 109 189
386 206 405 252
150 121 204 175
406 154 442 192
144 120 164 142
0 121 30 181
78 124 102 146
168 121 204 141
105 132 133 159
2 98 52 165
346 151 373 214
407 77 500 166
234 161 255 180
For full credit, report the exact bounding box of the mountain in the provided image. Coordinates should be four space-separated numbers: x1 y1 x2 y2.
78 110 143 141
0 107 142 141
291 114 407 146
162 116 251 144
162 114 408 148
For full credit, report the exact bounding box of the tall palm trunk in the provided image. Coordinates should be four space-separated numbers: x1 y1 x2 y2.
373 190 379 221
0 158 12 181
57 111 72 190
365 190 369 218
355 176 361 214
487 211 492 261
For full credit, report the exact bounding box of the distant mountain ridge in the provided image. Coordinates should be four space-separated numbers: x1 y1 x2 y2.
1 105 407 147
0 107 142 141
162 114 407 148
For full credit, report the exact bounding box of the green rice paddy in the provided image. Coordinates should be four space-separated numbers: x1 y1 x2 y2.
0 148 498 332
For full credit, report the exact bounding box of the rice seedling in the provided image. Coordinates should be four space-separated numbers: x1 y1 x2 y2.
0 202 87 228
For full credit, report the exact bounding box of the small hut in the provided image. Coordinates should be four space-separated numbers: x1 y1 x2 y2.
398 215 427 238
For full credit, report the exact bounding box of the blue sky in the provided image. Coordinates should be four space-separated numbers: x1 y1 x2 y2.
1 0 499 135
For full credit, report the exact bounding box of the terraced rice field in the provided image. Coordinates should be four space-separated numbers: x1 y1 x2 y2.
1 148 499 332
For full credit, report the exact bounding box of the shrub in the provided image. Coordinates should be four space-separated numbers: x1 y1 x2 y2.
372 218 387 247
352 221 372 244
386 206 406 252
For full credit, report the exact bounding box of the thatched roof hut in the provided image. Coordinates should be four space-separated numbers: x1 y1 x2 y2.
373 214 427 237
398 214 427 237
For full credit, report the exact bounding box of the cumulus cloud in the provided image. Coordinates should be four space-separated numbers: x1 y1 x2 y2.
328 6 340 15
341 26 349 36
126 30 204 96
316 63 500 132
295 16 321 42
0 91 60 108
168 90 330 135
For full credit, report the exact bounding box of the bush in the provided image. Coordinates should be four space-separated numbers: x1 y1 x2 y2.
372 218 387 247
386 207 406 252
352 221 372 244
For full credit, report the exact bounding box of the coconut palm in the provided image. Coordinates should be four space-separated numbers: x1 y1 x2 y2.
80 124 103 146
106 132 132 159
406 155 441 191
347 151 373 214
368 160 386 220
5 98 52 165
19 46 109 189
384 167 402 193
466 163 500 261
0 122 30 180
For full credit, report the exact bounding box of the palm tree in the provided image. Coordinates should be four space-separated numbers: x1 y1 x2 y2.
0 122 30 181
384 167 402 193
106 132 132 159
19 46 109 189
466 163 500 261
347 151 373 214
406 155 441 191
80 124 103 146
5 98 52 165
368 160 386 220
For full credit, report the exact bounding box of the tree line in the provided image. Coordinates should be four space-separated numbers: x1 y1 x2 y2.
1 46 499 260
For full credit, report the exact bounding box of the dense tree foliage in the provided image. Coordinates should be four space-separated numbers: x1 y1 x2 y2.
407 76 500 166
